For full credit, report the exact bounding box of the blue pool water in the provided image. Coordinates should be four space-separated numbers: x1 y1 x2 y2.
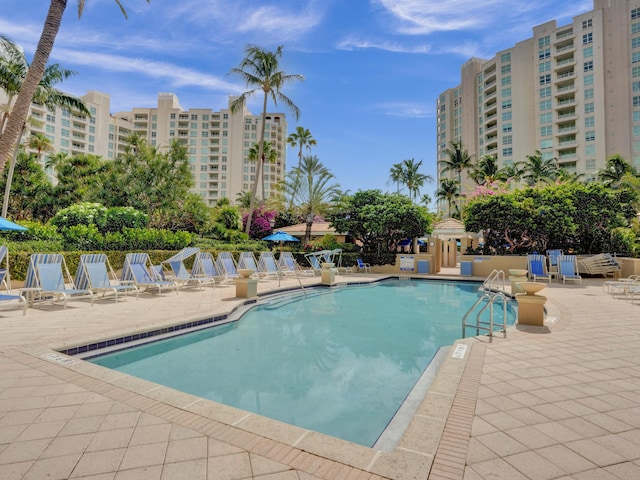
90 280 515 446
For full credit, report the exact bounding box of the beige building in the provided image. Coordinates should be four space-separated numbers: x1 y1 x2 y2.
437 0 640 210
4 90 287 206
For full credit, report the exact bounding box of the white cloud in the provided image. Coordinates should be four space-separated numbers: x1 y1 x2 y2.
374 101 433 118
49 48 241 93
336 37 431 54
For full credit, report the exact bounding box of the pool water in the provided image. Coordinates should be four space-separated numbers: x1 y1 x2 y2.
90 280 515 446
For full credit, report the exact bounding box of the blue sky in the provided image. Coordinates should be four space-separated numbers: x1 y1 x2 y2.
1 0 592 205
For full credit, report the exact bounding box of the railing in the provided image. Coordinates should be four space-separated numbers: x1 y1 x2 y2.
461 291 508 339
481 269 506 293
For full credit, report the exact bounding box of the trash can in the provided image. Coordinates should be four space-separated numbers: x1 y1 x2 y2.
460 261 473 276
417 260 430 274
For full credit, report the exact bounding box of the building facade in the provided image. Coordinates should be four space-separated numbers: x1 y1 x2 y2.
3 90 287 206
437 0 640 206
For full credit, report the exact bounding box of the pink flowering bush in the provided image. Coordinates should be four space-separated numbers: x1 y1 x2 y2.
242 207 277 239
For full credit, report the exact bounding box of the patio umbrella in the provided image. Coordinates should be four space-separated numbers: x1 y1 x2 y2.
0 217 27 232
262 231 300 243
398 238 425 247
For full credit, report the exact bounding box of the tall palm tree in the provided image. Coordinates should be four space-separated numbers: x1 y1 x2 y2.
0 0 149 174
501 161 527 184
230 44 303 235
471 154 506 185
286 126 315 209
597 154 636 187
400 158 433 202
387 162 404 194
248 141 278 200
440 140 473 193
436 178 460 218
522 150 559 186
280 155 339 245
28 132 54 163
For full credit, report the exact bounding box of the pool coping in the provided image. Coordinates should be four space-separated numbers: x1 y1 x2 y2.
21 275 553 480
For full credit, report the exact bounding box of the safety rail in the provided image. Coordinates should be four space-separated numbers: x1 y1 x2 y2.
480 269 507 294
462 291 508 339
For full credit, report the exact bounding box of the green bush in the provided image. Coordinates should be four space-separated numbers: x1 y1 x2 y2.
104 207 148 232
50 203 108 231
60 224 103 251
2 220 62 242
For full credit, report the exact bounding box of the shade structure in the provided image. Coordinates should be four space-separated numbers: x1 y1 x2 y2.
0 217 27 232
262 231 300 243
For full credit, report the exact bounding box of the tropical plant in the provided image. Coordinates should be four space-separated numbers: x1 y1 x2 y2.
286 126 316 209
388 162 404 194
399 158 433 202
471 154 506 185
522 150 559 186
229 44 303 235
501 161 527 183
235 190 254 209
436 178 460 218
248 141 278 199
0 1 149 174
597 154 637 187
440 140 473 192
279 155 340 244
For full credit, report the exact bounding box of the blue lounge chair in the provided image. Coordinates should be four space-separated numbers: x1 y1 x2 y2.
121 253 179 294
527 254 551 282
0 249 27 314
558 254 582 284
161 247 215 289
237 252 263 279
278 252 314 277
257 252 283 279
216 252 241 283
75 254 139 302
191 252 226 284
355 258 371 273
546 249 562 273
25 254 94 308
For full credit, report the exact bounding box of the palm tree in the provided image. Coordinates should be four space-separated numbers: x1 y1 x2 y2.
400 158 433 202
598 154 636 187
471 154 506 185
440 140 473 192
501 161 527 184
0 1 149 174
230 44 303 235
235 190 253 209
248 141 278 200
436 178 460 218
287 126 316 169
28 132 54 163
522 150 559 186
387 162 404 194
280 155 339 245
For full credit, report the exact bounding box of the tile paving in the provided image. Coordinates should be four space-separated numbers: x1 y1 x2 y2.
0 272 637 479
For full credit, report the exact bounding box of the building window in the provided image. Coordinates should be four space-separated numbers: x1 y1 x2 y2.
633 51 640 64
170 113 176 119
538 48 551 60
582 32 593 44
586 158 596 170
500 52 511 63
539 99 552 110
501 100 512 109
502 147 513 156
585 116 595 127
634 125 640 137
583 60 593 71
501 64 511 74
502 123 512 132
539 74 551 85
582 18 592 29
539 87 552 98
540 139 553 149
585 130 595 141
501 76 511 86
46 114 55 123
502 111 512 121
633 37 640 49
584 74 594 85
633 7 640 19
61 128 69 137
538 35 550 48
634 111 640 122
634 22 640 34
191 114 198 120
45 125 55 133
585 102 595 113
539 61 551 73
540 112 552 123
584 88 594 100
541 125 553 136
583 46 593 57
634 95 640 107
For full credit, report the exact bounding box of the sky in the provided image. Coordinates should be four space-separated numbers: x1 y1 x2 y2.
1 0 593 205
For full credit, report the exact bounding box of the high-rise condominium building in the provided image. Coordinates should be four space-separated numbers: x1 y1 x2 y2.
437 0 640 204
4 90 287 206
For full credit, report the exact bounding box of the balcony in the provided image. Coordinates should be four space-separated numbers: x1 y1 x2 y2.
557 69 575 81
555 57 576 69
556 43 575 54
557 110 577 121
556 123 577 134
555 28 574 41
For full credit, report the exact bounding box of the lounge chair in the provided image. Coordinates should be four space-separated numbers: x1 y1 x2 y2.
546 249 562 274
304 252 324 274
257 252 284 279
0 248 27 315
558 254 582 284
278 252 314 277
161 247 215 289
527 254 552 283
578 253 622 277
603 275 640 294
216 252 241 283
24 254 94 308
331 248 353 274
355 258 371 273
121 253 179 294
191 252 226 284
74 254 139 301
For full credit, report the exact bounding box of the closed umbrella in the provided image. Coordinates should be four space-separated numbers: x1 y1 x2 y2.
0 217 27 231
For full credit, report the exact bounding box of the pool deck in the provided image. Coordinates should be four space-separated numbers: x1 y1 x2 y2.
0 272 638 479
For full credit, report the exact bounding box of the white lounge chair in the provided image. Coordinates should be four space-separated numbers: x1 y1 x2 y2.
191 252 226 285
278 252 314 277
24 254 94 308
257 252 283 279
216 252 241 283
238 252 264 279
0 246 27 315
121 253 179 294
75 253 139 301
161 247 215 289
558 254 582 284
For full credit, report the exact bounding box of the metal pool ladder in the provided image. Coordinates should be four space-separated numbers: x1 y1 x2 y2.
462 270 509 338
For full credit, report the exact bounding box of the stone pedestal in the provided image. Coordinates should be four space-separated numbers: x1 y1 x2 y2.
321 263 337 285
235 277 258 298
515 293 547 326
508 269 528 295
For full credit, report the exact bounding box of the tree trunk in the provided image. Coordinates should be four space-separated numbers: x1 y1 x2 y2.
1 130 24 218
0 0 67 172
303 213 313 246
244 92 269 235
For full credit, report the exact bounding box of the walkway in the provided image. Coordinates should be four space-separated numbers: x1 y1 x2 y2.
0 273 638 479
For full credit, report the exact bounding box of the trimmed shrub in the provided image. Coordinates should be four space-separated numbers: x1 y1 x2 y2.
104 207 148 232
50 203 108 231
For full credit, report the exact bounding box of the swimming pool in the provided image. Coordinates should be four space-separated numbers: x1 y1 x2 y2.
89 279 515 447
